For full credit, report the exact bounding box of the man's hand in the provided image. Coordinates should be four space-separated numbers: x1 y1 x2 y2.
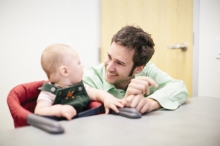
125 94 161 113
125 76 158 98
60 105 77 120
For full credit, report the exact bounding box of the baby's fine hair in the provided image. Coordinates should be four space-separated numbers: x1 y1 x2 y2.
41 44 72 78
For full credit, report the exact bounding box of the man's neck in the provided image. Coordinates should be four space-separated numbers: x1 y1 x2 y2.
114 77 133 90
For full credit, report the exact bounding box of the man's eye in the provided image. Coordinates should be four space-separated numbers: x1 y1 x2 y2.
117 62 123 66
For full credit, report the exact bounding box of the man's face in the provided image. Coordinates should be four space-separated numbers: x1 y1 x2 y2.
104 42 135 89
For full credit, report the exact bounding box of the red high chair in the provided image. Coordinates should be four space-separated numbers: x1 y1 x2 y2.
7 80 103 129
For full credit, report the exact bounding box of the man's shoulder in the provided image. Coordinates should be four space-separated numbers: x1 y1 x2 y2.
82 63 105 89
136 62 154 76
82 63 105 86
84 63 104 76
145 61 154 68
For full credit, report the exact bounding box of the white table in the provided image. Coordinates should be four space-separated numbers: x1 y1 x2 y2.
1 96 220 146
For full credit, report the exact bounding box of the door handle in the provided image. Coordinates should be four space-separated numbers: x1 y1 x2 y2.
168 43 187 51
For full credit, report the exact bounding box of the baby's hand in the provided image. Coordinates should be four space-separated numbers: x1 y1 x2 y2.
60 105 77 120
104 95 126 114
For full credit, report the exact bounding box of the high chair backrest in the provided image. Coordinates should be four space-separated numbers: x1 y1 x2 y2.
7 81 45 128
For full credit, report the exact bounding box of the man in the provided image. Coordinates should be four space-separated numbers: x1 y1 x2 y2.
83 25 188 114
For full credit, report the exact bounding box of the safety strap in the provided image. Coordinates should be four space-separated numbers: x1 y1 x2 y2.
38 83 59 95
42 104 105 121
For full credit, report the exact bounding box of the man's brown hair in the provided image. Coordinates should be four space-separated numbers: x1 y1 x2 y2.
111 25 155 68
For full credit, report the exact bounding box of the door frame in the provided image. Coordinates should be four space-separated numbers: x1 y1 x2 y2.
193 0 200 96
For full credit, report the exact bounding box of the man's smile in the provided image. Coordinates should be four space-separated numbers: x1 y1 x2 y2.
107 72 117 76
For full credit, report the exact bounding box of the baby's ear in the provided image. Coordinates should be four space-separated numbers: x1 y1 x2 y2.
59 66 69 77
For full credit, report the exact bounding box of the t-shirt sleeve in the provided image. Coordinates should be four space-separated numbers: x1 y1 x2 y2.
37 90 55 104
83 83 90 92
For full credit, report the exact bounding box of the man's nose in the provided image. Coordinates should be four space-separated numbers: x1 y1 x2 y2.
106 61 115 71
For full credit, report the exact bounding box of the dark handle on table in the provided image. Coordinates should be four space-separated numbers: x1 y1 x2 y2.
27 114 64 134
110 107 142 119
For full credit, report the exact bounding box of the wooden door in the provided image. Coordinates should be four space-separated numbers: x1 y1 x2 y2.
100 0 193 97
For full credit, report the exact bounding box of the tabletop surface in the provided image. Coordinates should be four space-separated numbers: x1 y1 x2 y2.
1 96 220 146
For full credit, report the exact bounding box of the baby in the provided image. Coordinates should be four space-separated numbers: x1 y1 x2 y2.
34 44 125 120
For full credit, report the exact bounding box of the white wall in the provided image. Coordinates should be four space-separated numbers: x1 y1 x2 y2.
1 0 220 132
0 0 100 130
197 0 220 97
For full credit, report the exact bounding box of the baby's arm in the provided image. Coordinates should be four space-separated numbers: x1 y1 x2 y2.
34 92 76 120
86 87 126 114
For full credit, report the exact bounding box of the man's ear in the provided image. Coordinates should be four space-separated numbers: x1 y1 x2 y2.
133 65 145 74
59 66 69 77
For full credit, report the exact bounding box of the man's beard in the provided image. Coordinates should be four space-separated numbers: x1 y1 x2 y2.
128 64 136 77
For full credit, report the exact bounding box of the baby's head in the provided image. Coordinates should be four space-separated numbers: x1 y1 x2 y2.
41 44 83 87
